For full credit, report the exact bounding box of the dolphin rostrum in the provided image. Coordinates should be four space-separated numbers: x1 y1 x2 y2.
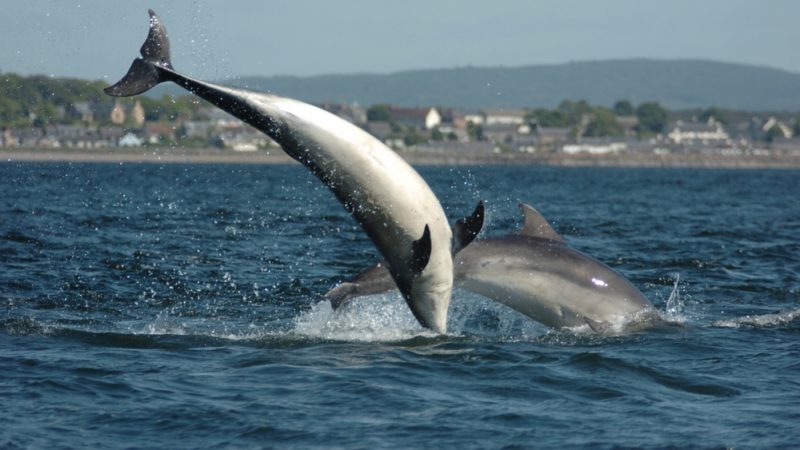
105 10 482 333
325 203 655 332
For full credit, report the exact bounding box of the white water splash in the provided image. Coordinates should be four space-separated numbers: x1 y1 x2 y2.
710 308 800 328
292 293 435 342
293 290 549 342
660 273 690 325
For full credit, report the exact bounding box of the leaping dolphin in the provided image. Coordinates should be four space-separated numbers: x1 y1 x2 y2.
105 10 483 333
325 203 656 332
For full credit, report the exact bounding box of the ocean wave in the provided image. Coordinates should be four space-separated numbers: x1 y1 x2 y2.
710 308 800 328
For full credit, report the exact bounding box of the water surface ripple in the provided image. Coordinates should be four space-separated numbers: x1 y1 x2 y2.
2 163 798 449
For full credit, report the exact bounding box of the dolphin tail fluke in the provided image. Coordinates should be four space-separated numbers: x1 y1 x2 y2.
104 9 173 97
324 261 400 310
324 282 359 310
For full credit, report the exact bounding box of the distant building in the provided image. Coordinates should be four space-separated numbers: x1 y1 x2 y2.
97 127 127 148
108 100 146 126
511 134 538 153
563 137 627 155
1 128 17 147
463 111 485 126
536 126 572 146
218 129 270 151
483 123 531 146
110 100 126 125
202 107 241 128
423 108 442 130
667 118 730 146
364 121 393 141
23 124 127 148
130 100 146 127
416 141 499 154
616 115 639 137
181 120 213 138
761 117 793 139
68 102 95 123
144 123 177 145
388 107 441 130
770 136 800 153
482 109 528 126
436 109 469 130
119 132 144 147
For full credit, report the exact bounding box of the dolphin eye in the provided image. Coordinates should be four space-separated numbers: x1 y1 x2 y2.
591 278 608 287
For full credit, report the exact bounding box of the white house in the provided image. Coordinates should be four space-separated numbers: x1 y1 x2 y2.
762 117 793 139
667 118 730 145
424 108 442 130
119 132 144 147
563 138 627 155
463 111 485 126
483 109 528 126
218 129 272 151
388 107 441 130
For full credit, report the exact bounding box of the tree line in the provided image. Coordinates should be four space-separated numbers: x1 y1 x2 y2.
2 72 799 141
525 99 669 137
0 72 207 128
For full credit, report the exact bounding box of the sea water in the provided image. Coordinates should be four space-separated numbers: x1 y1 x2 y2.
1 163 798 449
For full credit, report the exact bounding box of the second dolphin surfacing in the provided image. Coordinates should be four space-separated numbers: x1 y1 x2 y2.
104 10 478 333
326 203 657 333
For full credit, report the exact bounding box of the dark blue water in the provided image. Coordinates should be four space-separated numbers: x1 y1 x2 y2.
2 163 798 449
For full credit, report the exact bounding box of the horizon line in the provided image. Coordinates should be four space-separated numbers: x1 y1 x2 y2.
2 56 799 83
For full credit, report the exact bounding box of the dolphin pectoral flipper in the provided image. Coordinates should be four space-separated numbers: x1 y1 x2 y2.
453 201 485 255
105 10 172 97
409 225 432 276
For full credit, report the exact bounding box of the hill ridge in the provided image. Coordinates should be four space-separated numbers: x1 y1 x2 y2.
155 59 800 111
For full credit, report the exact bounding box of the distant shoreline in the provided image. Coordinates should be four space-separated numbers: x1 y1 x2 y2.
3 148 800 169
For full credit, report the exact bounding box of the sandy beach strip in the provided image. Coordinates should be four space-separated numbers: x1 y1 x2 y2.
3 148 800 169
1 148 295 165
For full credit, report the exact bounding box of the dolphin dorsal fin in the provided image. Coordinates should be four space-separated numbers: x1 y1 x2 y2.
518 203 565 242
452 200 485 255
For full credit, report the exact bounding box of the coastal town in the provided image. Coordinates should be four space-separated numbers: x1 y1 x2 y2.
2 74 800 165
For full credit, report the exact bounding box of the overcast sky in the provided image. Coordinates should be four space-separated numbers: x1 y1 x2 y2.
2 0 798 82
